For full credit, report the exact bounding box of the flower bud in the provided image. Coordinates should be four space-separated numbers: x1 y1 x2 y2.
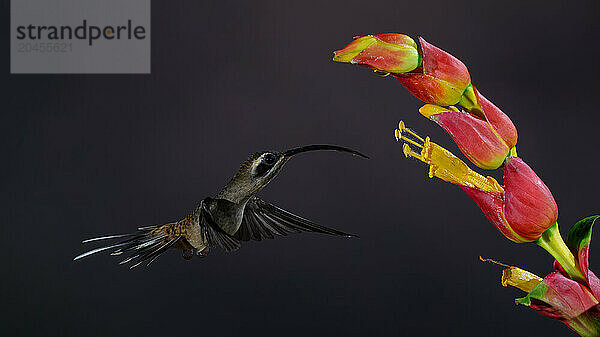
394 37 471 106
333 33 519 130
470 88 517 150
462 157 558 242
418 85 518 170
333 33 420 73
503 157 558 241
419 104 510 170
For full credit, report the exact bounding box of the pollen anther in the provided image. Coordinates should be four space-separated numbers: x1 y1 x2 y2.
396 120 425 150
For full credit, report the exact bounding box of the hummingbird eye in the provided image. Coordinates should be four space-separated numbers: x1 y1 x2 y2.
262 153 277 165
254 153 278 177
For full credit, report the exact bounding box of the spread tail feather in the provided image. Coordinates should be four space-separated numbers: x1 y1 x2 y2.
74 224 180 269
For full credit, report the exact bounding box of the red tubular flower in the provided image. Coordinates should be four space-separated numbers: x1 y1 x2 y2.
419 87 517 170
495 216 600 336
395 123 557 243
333 33 471 106
419 101 515 170
334 33 518 169
394 37 471 106
474 89 518 151
462 156 558 242
510 268 600 337
503 157 558 239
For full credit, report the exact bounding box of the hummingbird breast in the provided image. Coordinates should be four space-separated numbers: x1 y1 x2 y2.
207 198 246 235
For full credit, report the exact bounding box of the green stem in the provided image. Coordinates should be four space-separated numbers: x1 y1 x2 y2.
536 222 586 283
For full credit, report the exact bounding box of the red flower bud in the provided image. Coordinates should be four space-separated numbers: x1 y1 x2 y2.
394 37 471 106
420 104 511 170
503 157 558 240
473 89 517 149
462 157 558 242
419 86 518 170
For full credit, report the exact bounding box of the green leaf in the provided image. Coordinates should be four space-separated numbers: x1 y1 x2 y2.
566 216 600 280
566 216 599 253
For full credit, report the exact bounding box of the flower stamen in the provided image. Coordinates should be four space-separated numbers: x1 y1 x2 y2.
395 125 424 151
402 143 423 160
395 121 504 193
398 121 425 142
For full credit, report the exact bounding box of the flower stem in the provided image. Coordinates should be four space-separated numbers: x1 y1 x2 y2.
536 222 586 283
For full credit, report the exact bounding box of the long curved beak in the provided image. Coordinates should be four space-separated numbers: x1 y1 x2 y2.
282 144 369 159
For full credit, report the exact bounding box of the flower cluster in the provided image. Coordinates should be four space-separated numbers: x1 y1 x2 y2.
334 33 517 170
334 33 599 336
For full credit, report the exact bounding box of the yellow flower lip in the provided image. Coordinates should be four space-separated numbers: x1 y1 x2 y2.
502 267 543 293
395 120 503 193
480 257 543 293
419 104 458 118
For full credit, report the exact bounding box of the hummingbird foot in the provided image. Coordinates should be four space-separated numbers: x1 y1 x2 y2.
197 248 210 258
182 248 196 260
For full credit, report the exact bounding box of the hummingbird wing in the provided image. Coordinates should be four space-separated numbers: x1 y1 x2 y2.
234 196 358 241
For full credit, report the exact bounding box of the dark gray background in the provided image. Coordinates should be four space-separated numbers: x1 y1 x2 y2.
2 0 599 336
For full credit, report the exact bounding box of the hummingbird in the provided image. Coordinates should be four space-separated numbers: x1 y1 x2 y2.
74 144 367 268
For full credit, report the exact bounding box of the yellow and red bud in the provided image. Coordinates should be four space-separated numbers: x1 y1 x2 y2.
334 34 518 170
333 34 420 74
333 34 520 152
394 37 471 106
334 34 473 106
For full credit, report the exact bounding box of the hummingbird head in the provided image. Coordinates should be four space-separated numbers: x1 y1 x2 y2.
217 145 368 204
